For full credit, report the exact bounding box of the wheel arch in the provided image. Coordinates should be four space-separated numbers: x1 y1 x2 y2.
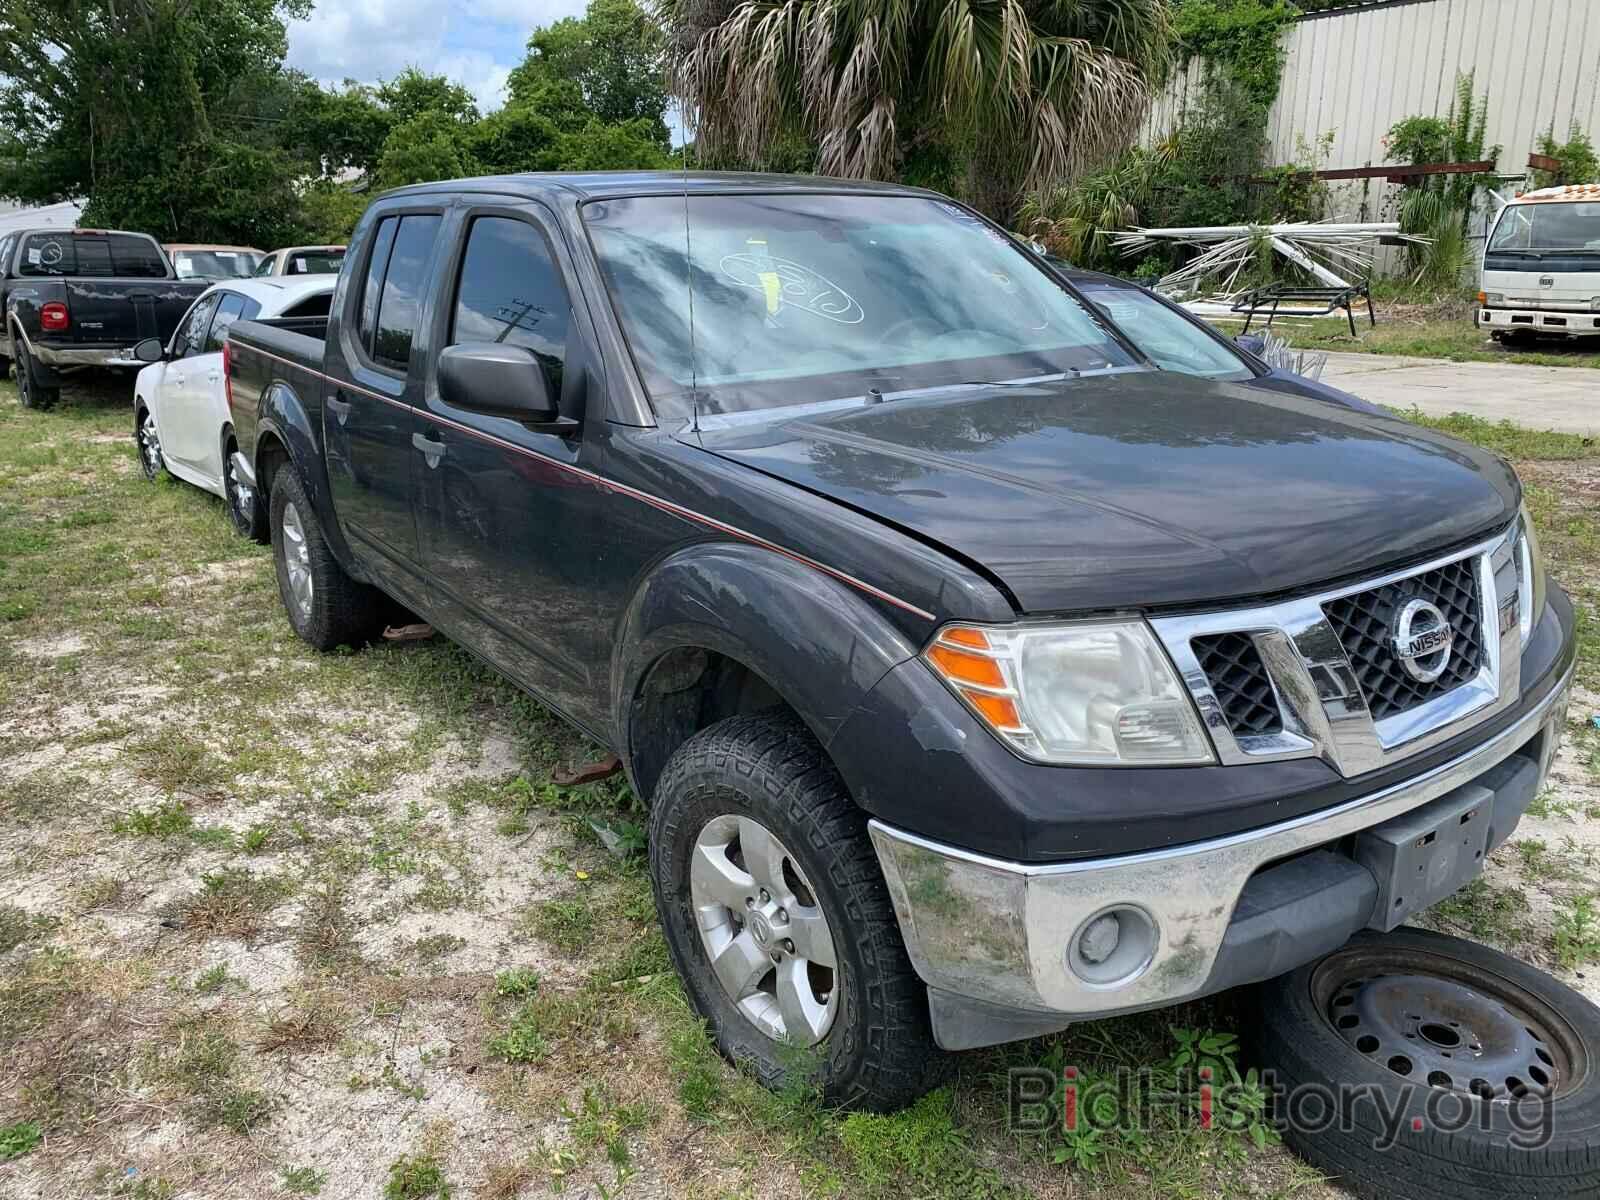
614 541 925 805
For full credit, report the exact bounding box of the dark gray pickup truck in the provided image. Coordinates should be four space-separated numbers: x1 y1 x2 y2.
1 227 207 409
224 172 1588 1191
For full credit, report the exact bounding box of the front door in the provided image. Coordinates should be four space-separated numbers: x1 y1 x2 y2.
160 291 222 471
414 205 603 723
326 211 443 587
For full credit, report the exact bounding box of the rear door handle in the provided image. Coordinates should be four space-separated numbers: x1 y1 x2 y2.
326 395 351 425
412 431 446 466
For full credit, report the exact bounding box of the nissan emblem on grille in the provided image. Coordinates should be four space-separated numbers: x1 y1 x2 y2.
1390 598 1454 684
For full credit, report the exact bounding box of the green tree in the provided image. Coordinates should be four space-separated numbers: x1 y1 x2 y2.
284 77 394 178
1530 124 1600 189
0 0 311 242
656 0 1172 219
377 110 478 188
509 0 668 139
376 68 479 127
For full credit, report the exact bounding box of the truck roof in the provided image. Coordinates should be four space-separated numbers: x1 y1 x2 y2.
379 170 934 205
1510 183 1600 204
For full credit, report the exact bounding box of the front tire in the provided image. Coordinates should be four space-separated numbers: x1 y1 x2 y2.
1255 927 1600 1200
135 406 166 481
268 465 385 651
648 710 943 1111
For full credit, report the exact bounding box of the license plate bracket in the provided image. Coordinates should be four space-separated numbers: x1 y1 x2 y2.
1354 783 1493 932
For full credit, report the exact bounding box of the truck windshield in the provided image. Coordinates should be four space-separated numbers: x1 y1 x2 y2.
171 250 263 280
1488 202 1600 252
583 193 1137 417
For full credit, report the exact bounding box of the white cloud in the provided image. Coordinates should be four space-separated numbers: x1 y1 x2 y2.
284 0 587 111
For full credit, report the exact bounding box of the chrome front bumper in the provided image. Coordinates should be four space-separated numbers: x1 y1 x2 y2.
869 664 1571 1020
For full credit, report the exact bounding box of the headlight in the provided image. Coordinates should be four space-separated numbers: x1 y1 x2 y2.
924 622 1214 765
1515 503 1546 643
1485 292 1505 306
1590 296 1600 312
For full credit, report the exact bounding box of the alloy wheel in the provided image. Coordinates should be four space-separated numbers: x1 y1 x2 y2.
689 814 840 1045
137 411 163 479
279 500 314 620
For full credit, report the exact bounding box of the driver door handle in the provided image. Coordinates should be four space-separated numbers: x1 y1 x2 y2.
413 431 446 466
326 395 351 425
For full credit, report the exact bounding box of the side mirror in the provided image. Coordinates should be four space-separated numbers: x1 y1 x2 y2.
436 343 575 433
132 337 164 364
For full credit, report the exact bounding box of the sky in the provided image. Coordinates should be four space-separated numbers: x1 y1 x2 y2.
284 0 590 114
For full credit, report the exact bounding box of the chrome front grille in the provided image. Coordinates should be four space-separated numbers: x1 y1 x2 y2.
1153 528 1522 778
1322 557 1485 720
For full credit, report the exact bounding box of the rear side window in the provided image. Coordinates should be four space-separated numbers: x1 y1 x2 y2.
283 292 333 319
204 293 256 354
372 215 441 370
16 232 169 278
450 216 573 396
357 218 399 356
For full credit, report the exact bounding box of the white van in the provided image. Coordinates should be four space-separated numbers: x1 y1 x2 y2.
1477 184 1600 342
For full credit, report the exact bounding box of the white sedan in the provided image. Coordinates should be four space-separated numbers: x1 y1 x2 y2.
132 276 334 540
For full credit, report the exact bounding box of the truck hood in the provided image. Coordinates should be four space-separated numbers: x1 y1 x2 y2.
689 371 1519 614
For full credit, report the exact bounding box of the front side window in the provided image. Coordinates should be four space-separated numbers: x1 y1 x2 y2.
583 193 1136 417
175 293 222 359
255 255 276 277
1075 282 1253 381
450 216 572 397
373 216 441 370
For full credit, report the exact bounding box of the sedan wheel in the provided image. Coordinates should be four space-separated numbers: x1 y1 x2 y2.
136 409 165 481
224 445 268 542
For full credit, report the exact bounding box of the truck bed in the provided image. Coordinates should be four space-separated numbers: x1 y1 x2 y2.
226 317 330 464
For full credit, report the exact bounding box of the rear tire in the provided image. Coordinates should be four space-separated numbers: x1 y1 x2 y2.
648 710 944 1111
268 465 386 651
15 342 58 410
224 437 269 544
1255 927 1600 1200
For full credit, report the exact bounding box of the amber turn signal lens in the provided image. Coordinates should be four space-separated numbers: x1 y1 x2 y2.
940 626 991 650
964 688 1023 731
926 643 1005 690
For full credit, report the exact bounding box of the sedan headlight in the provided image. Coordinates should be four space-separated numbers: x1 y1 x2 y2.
924 622 1214 765
1515 503 1546 643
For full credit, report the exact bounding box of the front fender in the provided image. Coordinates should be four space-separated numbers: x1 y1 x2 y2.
612 540 922 756
256 381 361 573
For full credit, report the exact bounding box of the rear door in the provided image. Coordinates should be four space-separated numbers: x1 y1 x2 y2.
325 209 444 590
413 202 603 717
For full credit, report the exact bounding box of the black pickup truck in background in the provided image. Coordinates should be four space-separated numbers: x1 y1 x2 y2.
0 227 208 409
222 173 1588 1198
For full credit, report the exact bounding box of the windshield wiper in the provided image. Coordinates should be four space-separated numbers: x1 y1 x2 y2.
868 375 1075 403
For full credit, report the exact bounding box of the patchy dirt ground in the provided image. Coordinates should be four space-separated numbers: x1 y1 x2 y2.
1 380 1597 1200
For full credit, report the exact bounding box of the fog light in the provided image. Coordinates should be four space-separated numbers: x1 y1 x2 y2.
1078 913 1120 964
1067 904 1158 988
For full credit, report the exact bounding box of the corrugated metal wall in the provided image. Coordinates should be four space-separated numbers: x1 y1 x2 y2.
1144 0 1600 208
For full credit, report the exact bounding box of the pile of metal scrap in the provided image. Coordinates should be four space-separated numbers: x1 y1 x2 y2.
1241 329 1329 381
1111 221 1430 321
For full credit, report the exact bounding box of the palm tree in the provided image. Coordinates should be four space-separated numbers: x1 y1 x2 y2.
654 0 1173 217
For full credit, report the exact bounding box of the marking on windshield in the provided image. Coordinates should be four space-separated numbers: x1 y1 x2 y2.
719 253 864 325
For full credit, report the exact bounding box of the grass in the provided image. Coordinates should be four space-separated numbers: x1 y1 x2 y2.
384 1154 451 1200
1217 313 1600 369
1554 895 1600 969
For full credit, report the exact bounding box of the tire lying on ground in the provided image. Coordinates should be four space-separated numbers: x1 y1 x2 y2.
1254 926 1600 1200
